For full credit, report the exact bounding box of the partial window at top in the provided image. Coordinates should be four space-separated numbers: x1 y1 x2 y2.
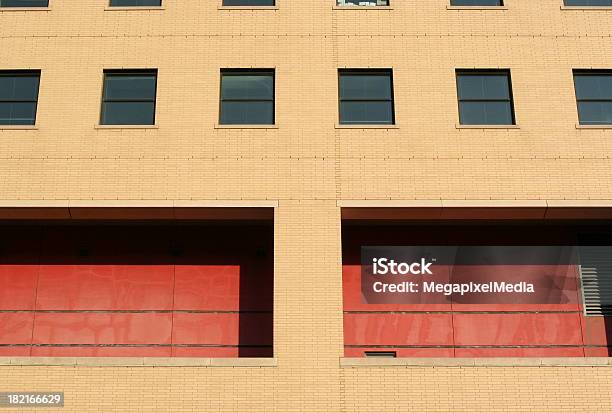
450 0 503 6
564 0 612 6
0 0 48 7
109 0 162 6
337 0 389 6
222 0 276 6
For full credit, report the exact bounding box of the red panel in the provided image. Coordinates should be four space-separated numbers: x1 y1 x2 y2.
31 346 172 358
455 347 584 358
174 265 240 311
0 313 34 344
344 347 454 358
172 313 273 346
581 316 611 346
343 313 453 346
584 347 611 357
0 347 31 357
0 266 39 310
453 313 583 346
32 313 172 345
173 313 238 345
172 347 239 358
36 264 174 311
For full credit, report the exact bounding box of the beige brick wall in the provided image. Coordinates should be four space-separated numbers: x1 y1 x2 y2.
1 1 612 411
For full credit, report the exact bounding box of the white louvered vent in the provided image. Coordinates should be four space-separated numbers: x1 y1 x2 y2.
580 246 612 316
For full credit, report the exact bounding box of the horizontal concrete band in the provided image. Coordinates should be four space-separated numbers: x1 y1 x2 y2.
0 200 278 220
340 357 612 367
0 357 277 367
339 200 612 220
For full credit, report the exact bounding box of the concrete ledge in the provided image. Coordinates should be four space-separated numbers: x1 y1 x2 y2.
0 357 277 367
340 357 612 367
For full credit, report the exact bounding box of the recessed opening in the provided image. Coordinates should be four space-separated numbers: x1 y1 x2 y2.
0 218 274 358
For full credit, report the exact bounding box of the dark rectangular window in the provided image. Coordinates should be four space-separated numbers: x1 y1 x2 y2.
450 0 503 5
574 70 612 125
109 0 161 6
219 70 275 125
0 71 40 126
100 70 157 126
338 70 395 125
456 70 515 125
0 0 48 6
336 0 389 6
222 0 275 6
564 0 612 6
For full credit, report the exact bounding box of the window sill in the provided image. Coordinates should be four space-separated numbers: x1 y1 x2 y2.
95 125 159 129
576 123 612 129
340 357 612 368
0 7 51 12
332 6 393 10
104 6 165 11
335 124 398 129
0 357 277 368
218 6 279 10
560 6 612 10
0 125 38 130
455 124 519 129
215 124 278 129
446 6 507 10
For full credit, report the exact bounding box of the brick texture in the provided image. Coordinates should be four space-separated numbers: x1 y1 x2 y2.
1 0 612 412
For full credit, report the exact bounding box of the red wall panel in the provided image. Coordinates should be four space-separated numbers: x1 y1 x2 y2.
32 313 173 345
0 224 273 358
0 313 34 344
174 265 240 311
0 266 38 310
455 347 585 358
452 313 583 346
36 265 175 311
344 313 453 346
342 223 612 357
31 346 172 358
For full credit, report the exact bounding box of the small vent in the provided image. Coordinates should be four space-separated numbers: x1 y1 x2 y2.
580 246 612 316
365 351 397 358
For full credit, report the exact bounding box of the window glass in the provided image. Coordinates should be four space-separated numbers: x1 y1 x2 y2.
221 75 274 100
450 0 503 6
101 71 157 125
338 70 395 125
222 0 276 6
564 0 612 6
0 0 49 7
109 0 162 6
219 70 275 125
574 75 612 100
336 0 390 6
339 75 392 100
456 70 515 125
0 71 40 125
574 72 612 125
